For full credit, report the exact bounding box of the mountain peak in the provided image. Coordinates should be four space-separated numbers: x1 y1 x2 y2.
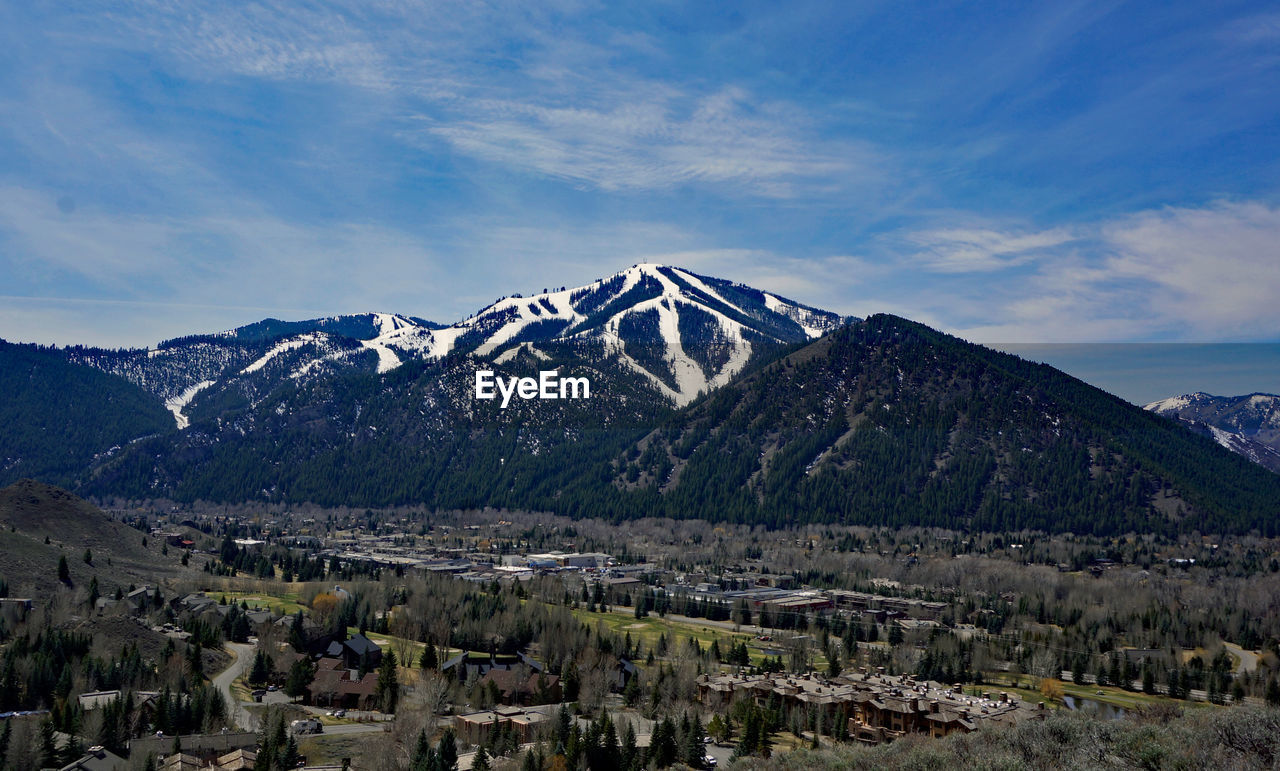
1145 391 1280 473
66 266 851 427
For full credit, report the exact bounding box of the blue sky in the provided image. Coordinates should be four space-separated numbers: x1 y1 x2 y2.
2 1 1279 350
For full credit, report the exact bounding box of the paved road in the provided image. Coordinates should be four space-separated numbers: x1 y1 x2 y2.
215 642 258 732
215 642 393 738
316 722 391 737
1223 642 1260 674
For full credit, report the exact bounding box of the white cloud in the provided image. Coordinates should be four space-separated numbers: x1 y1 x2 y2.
417 85 865 196
905 226 1076 273
71 2 872 199
0 185 451 345
94 2 391 89
1101 201 1280 337
935 201 1280 342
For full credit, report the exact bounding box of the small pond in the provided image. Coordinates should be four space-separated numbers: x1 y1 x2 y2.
1062 695 1126 720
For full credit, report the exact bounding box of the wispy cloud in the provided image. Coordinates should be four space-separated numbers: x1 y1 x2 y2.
904 226 1077 273
925 201 1280 342
0 185 450 345
421 87 865 196
61 1 871 199
2 2 1278 348
1220 12 1280 45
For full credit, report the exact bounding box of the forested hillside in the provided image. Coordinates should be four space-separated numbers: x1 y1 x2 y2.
73 317 1280 536
602 315 1280 535
0 341 174 487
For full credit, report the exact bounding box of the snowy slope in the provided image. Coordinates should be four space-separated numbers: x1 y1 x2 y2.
415 264 847 405
1146 392 1280 473
73 265 851 425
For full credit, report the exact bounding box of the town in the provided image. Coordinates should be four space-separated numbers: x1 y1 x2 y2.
2 495 1273 770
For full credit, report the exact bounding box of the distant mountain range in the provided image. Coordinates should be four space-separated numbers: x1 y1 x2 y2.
2 265 1278 536
62 264 844 431
1145 392 1280 474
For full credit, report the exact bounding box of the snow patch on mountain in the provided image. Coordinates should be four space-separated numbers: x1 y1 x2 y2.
1147 391 1280 473
360 340 402 373
241 334 322 375
493 342 552 365
1144 394 1195 413
763 292 832 339
164 379 213 429
1208 425 1237 451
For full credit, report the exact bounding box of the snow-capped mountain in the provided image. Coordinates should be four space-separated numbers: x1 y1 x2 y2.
1145 392 1280 473
71 265 848 429
441 264 844 404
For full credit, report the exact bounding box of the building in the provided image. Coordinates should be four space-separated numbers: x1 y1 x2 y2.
696 669 1045 745
454 706 552 745
322 632 383 670
59 746 127 771
307 658 380 710
476 669 561 705
128 733 259 763
159 749 258 771
440 650 545 682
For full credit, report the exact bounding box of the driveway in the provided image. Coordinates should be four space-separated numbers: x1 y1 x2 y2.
215 642 259 732
1223 642 1260 674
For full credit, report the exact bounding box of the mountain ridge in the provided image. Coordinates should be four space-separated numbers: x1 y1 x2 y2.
62 264 849 431
1145 392 1280 473
3 269 1278 537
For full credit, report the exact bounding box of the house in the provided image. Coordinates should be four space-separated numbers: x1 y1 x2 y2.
78 690 160 711
59 746 127 771
307 658 381 710
342 633 383 669
159 749 258 771
125 586 156 611
610 658 638 691
179 593 218 613
477 669 562 705
441 650 544 682
322 633 383 670
454 707 552 745
697 670 1045 745
244 609 275 627
128 732 259 762
272 613 328 653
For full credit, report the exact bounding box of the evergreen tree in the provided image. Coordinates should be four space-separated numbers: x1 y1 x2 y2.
684 713 706 768
0 719 10 768
250 650 273 686
278 735 301 769
288 611 307 652
620 721 638 771
521 746 542 771
437 728 458 771
285 657 316 701
58 554 71 584
419 641 438 670
472 744 491 771
651 717 677 768
39 719 59 769
187 641 204 679
376 649 400 713
411 729 435 771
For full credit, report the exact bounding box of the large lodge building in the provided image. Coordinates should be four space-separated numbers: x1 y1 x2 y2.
697 667 1046 744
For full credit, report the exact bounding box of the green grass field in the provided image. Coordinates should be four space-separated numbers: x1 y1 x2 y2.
979 673 1212 712
569 606 830 669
